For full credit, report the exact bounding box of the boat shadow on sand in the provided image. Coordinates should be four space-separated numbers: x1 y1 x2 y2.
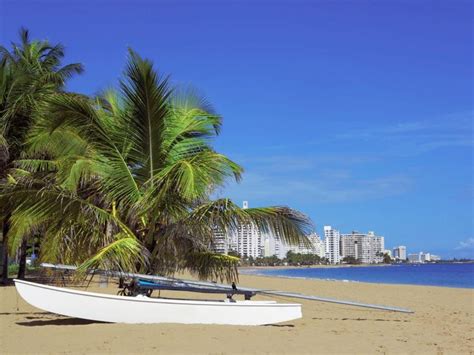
15 315 296 327
15 314 105 326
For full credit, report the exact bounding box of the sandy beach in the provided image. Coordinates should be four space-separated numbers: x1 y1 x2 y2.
1 273 473 354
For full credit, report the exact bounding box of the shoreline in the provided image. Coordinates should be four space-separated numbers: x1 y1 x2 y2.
239 264 474 290
239 263 392 270
238 268 474 291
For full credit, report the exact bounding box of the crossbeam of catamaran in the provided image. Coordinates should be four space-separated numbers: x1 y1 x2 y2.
40 263 414 314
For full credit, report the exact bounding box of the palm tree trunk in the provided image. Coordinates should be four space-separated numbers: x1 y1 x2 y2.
17 239 28 279
1 217 10 284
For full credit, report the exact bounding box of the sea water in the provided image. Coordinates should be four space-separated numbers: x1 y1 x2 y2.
241 263 474 289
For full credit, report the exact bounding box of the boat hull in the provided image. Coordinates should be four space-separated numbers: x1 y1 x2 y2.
14 279 302 325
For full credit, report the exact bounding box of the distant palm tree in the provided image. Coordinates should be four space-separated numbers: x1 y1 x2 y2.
0 28 83 282
3 50 311 281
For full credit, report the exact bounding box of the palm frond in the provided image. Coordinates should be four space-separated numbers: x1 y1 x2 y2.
184 252 239 282
77 233 147 273
120 49 171 182
7 206 46 253
189 198 313 246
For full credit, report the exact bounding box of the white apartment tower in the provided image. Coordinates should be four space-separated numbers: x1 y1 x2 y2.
231 224 263 258
392 246 407 260
211 201 262 258
263 233 285 259
282 233 325 258
211 227 228 254
227 201 264 259
340 231 385 264
308 233 325 258
324 226 341 264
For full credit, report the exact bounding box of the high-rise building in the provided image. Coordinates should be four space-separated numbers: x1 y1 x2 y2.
421 252 431 262
282 233 325 258
407 251 440 263
211 227 229 254
231 223 263 258
408 253 422 263
393 246 407 261
309 233 325 258
340 231 385 263
217 201 263 259
324 226 341 264
263 232 285 259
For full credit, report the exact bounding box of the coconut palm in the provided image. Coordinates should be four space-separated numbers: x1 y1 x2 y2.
3 49 311 281
0 28 83 282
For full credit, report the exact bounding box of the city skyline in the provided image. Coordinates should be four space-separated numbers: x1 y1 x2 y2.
223 201 445 260
3 1 472 259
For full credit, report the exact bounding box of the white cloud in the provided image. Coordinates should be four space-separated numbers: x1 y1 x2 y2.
216 110 471 206
218 170 413 204
334 110 474 155
455 238 474 250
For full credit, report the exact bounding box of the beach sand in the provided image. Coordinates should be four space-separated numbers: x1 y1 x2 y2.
1 273 473 354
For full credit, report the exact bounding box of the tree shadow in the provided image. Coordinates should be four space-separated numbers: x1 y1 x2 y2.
263 324 295 327
16 317 106 326
0 280 14 287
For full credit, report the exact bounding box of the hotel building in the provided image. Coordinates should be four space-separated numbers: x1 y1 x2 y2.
211 201 263 258
392 246 407 261
408 252 441 263
211 227 229 254
324 226 341 264
408 253 422 263
282 233 325 258
340 231 385 264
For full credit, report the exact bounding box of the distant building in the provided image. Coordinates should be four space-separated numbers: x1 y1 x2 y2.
421 253 431 262
407 251 440 263
393 246 407 261
407 253 420 263
211 227 229 254
324 226 341 264
340 231 385 263
211 201 263 259
229 201 264 258
211 201 327 260
263 231 285 259
283 233 325 258
309 233 326 258
232 223 263 259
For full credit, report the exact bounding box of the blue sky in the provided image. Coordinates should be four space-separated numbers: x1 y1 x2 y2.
2 0 473 258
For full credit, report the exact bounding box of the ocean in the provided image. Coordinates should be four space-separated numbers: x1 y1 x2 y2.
241 263 474 289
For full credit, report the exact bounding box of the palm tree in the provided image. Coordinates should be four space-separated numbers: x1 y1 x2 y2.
0 28 83 282
3 50 311 281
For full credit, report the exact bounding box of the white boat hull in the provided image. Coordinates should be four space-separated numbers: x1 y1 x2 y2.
14 279 302 325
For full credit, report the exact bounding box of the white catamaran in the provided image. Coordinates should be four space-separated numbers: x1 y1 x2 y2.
14 263 413 325
15 279 301 325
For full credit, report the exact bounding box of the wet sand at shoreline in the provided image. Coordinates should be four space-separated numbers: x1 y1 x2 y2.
1 273 473 354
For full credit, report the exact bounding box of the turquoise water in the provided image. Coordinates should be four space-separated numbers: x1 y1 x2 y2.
241 263 474 289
